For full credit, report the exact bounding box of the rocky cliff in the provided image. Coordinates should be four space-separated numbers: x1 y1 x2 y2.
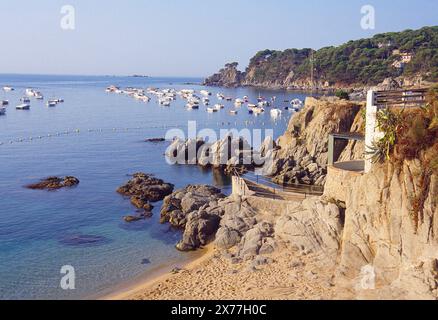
204 62 245 88
323 160 438 299
266 97 365 186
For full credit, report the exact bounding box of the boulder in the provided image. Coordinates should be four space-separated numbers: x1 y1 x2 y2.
160 185 225 228
215 226 242 249
176 210 221 251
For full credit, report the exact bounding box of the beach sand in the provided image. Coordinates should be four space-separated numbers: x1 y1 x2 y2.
106 242 337 300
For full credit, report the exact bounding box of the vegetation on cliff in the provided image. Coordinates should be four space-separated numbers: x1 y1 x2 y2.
205 26 438 88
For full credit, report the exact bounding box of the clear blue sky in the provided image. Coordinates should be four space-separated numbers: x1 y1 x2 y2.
0 0 436 77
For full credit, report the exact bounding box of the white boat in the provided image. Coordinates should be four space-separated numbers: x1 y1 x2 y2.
207 107 218 113
253 107 265 114
217 93 225 100
202 97 210 105
270 108 282 118
186 103 199 110
20 97 31 103
16 104 30 110
1 100 8 106
35 94 44 100
25 88 36 97
3 86 14 92
200 90 211 96
229 110 238 115
214 104 224 111
47 101 57 107
291 98 303 109
0 107 6 115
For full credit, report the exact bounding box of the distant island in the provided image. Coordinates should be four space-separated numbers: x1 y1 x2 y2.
204 26 438 91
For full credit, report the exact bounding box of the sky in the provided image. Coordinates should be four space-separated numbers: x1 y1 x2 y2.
0 0 437 77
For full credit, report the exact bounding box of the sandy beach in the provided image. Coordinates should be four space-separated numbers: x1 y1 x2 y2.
106 242 337 301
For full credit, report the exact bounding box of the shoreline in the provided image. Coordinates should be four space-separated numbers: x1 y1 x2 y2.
102 245 215 300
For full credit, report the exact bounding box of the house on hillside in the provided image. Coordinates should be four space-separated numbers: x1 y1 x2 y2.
391 51 414 69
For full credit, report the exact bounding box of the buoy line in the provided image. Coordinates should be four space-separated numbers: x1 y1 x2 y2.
0 118 286 147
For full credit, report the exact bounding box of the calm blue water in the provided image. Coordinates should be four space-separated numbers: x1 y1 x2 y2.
0 74 310 300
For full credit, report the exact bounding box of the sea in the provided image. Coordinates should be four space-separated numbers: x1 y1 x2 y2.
0 74 312 299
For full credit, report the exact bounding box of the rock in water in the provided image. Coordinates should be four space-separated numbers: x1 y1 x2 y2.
117 173 174 203
59 234 108 247
145 138 166 143
25 176 80 190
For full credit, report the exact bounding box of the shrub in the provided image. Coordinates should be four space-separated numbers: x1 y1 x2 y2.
335 90 350 100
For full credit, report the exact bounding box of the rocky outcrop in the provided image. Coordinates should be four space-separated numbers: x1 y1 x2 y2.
269 97 364 186
118 173 174 222
117 173 174 203
160 185 227 251
165 135 275 175
275 198 345 261
25 176 80 190
203 62 245 88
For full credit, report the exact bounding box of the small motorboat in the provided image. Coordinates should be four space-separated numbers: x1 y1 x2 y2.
291 98 303 109
16 104 30 110
47 101 57 107
186 103 199 110
270 108 282 118
214 104 224 111
207 107 218 113
20 97 31 103
35 94 44 100
1 100 8 106
0 107 6 115
229 110 238 115
3 86 14 92
253 107 265 115
217 93 225 100
25 88 36 97
200 90 211 96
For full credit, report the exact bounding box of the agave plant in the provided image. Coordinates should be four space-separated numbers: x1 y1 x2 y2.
375 108 401 161
365 140 387 164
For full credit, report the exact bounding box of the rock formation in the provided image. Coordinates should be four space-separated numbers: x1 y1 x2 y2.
25 176 80 190
165 135 275 175
160 185 227 251
118 173 174 221
203 62 245 88
117 173 174 203
268 97 364 186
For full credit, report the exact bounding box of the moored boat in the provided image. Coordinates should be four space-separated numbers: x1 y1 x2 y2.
1 100 9 106
186 103 199 110
214 104 224 110
20 97 31 103
270 108 282 118
3 86 14 92
16 104 30 110
0 107 6 115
